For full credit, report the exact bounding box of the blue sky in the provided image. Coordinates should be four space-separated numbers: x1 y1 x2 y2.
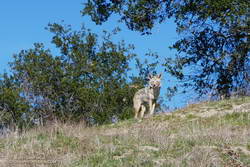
0 0 192 109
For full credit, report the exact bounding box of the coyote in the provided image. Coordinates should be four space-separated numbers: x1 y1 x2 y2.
133 74 162 119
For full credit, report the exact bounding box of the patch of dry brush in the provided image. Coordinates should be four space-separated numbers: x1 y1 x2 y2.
0 97 250 167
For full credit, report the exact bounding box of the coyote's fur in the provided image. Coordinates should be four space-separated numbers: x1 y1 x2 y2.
133 74 162 119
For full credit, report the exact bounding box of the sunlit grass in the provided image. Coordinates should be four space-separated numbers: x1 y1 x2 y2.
0 97 249 166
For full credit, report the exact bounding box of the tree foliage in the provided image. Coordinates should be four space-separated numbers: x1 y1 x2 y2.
83 0 250 98
1 23 153 127
0 73 29 130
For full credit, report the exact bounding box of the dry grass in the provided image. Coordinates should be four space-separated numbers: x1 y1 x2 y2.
0 97 250 167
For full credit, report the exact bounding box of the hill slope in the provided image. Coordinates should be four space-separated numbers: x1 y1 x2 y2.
0 97 250 167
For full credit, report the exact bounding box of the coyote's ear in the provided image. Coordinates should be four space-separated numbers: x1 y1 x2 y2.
148 74 153 79
158 73 162 78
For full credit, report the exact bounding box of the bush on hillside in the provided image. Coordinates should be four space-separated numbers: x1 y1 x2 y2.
0 23 159 128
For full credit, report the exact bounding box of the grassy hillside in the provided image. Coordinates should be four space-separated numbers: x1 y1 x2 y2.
0 97 250 167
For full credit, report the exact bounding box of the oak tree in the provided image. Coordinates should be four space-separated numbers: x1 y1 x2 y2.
83 0 250 98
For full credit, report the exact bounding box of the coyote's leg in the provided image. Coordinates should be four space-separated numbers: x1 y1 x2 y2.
134 100 141 119
149 103 156 115
139 105 146 118
148 100 153 116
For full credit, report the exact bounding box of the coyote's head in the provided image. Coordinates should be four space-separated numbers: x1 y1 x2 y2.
148 74 162 88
